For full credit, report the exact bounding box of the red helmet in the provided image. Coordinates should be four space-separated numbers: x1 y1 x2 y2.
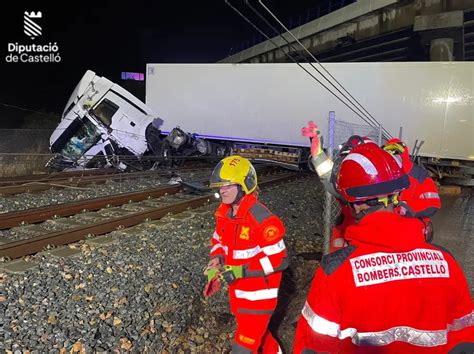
338 135 376 156
336 144 409 203
331 135 378 185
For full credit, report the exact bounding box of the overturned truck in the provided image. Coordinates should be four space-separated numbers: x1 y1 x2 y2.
49 63 473 184
46 71 234 171
47 70 159 170
47 70 307 171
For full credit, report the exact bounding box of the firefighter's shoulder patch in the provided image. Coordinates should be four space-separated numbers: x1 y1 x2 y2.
321 245 357 275
249 202 273 223
409 164 428 183
263 224 280 241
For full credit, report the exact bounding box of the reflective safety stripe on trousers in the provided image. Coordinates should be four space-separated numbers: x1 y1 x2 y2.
302 302 474 347
235 288 279 301
233 240 286 259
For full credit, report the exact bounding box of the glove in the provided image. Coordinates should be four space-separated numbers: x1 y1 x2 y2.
203 277 221 298
203 257 223 297
204 257 222 277
205 267 220 282
301 121 323 157
221 265 244 284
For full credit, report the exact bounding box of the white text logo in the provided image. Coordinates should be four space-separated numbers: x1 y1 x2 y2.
6 11 61 64
350 248 449 287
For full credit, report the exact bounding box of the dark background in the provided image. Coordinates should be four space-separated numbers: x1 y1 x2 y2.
0 0 324 128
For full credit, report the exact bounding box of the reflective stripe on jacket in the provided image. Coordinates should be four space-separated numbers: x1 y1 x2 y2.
294 212 474 354
210 193 287 312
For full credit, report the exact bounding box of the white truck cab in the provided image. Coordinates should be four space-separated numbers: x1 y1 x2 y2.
48 70 159 170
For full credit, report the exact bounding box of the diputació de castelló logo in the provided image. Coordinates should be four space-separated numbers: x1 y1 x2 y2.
24 11 42 39
5 11 62 63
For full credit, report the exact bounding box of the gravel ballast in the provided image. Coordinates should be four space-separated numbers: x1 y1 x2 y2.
1 174 325 353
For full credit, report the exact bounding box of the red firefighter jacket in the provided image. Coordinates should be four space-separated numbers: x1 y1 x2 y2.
210 193 288 313
294 211 473 354
398 149 441 219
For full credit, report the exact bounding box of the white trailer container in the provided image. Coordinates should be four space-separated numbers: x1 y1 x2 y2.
146 62 474 163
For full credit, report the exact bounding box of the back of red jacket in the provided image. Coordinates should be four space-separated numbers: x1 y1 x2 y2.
294 212 473 353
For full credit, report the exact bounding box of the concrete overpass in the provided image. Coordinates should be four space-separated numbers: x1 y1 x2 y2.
219 0 474 63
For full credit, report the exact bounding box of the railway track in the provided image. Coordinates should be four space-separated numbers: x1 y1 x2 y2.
0 171 307 259
0 168 115 187
0 166 213 196
0 184 185 229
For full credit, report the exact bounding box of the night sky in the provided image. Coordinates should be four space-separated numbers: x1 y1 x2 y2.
0 0 323 128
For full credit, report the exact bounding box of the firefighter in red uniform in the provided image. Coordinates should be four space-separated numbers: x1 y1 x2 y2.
293 144 473 353
383 138 441 242
203 155 288 353
302 121 376 253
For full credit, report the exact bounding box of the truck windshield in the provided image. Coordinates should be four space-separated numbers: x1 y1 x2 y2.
61 119 101 159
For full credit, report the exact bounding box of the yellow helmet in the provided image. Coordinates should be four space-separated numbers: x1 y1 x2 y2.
383 138 407 155
209 155 257 194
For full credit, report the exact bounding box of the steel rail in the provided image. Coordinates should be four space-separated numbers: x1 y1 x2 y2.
0 184 184 229
0 168 211 196
0 172 304 259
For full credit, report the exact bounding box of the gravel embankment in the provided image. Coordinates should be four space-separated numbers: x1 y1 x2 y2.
1 174 325 353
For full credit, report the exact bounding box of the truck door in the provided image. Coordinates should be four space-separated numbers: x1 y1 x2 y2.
90 92 142 154
104 92 151 155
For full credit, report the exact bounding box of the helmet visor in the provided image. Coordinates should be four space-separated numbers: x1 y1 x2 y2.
209 161 231 188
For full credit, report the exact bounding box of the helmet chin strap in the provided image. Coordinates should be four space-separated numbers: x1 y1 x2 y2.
353 204 385 221
352 195 399 221
232 185 246 205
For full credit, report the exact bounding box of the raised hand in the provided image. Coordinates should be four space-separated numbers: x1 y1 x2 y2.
301 121 323 157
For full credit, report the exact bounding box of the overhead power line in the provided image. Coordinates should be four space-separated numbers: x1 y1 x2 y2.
256 0 391 139
225 0 392 141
